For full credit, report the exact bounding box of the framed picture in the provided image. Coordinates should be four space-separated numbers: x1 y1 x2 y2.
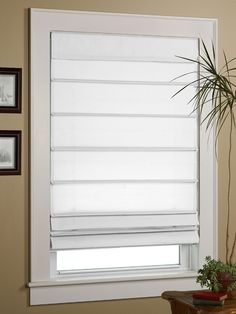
0 131 21 175
0 67 22 113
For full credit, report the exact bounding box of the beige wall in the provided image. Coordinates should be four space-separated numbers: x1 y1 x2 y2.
1 0 236 313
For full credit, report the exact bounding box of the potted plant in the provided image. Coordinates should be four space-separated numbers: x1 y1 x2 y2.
197 256 236 292
174 41 236 293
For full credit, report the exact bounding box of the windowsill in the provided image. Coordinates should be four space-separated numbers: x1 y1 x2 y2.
29 269 199 305
29 268 197 287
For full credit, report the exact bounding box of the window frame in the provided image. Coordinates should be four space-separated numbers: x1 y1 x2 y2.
29 8 218 305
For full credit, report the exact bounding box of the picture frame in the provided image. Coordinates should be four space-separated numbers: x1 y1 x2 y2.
0 130 21 175
0 67 22 113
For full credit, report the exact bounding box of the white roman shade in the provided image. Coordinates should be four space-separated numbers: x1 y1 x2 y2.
51 213 199 250
50 32 199 251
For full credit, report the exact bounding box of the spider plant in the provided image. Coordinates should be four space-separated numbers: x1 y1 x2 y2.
173 40 236 266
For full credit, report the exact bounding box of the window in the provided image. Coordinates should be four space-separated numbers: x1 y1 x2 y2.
30 9 217 305
51 31 198 272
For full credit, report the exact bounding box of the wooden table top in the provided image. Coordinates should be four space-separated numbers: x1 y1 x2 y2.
162 291 236 314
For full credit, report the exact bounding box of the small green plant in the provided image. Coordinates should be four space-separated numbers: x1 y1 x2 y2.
197 256 236 291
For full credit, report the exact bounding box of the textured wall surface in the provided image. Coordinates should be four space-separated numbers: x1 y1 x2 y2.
0 1 236 313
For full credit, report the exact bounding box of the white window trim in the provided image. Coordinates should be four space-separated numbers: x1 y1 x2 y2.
29 8 218 305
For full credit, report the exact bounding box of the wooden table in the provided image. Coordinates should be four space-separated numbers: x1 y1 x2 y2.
162 291 236 314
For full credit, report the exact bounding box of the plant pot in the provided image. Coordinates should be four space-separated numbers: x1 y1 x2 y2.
217 272 236 298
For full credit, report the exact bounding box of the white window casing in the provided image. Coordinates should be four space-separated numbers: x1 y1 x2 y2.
30 8 217 305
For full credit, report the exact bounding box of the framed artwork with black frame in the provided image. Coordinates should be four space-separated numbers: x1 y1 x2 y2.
0 67 22 113
0 131 21 175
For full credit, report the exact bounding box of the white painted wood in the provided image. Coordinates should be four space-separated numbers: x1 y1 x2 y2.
29 275 199 305
30 9 51 282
